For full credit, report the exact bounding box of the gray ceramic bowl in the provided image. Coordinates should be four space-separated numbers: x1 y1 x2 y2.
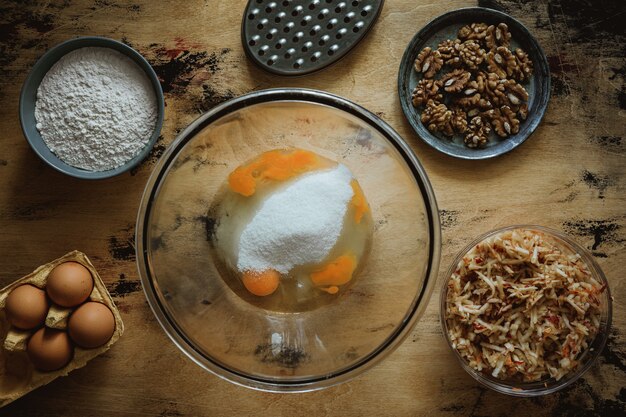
398 7 550 159
19 36 164 179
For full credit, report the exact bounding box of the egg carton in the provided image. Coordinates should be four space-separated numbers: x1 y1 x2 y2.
0 251 124 407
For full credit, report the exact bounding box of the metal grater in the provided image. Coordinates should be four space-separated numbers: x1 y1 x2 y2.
242 0 384 76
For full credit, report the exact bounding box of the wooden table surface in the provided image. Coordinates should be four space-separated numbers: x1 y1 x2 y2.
1 0 624 415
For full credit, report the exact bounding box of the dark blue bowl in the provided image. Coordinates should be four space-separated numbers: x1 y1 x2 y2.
19 36 164 179
398 7 550 159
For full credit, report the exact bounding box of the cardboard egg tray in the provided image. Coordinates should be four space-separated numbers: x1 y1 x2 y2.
0 251 124 407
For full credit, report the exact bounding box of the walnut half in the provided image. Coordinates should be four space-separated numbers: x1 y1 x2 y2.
464 116 491 148
412 78 442 107
459 40 486 70
458 23 489 41
440 69 471 93
421 100 454 137
485 23 511 51
486 106 521 137
414 47 443 79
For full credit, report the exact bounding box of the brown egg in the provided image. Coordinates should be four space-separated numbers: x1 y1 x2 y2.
27 327 73 371
46 261 93 307
68 302 115 348
5 284 49 330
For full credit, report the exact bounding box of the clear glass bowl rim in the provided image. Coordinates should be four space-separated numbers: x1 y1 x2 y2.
439 224 613 397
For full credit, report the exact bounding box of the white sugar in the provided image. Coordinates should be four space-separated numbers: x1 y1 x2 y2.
237 165 354 274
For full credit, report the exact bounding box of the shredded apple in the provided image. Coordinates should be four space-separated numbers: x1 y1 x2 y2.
445 229 605 382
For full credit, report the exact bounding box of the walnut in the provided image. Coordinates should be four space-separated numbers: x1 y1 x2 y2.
488 106 520 137
437 39 462 66
456 92 492 111
459 40 486 70
487 46 517 79
485 23 511 50
421 100 454 136
412 78 442 107
517 103 529 120
462 71 485 96
501 79 529 106
513 48 533 81
464 116 491 148
474 72 505 105
485 78 528 108
440 69 471 93
450 106 468 134
414 47 443 79
413 21 533 148
458 23 489 42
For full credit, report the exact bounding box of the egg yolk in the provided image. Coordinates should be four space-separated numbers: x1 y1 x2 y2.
228 149 320 196
310 253 357 294
242 269 280 296
350 180 369 224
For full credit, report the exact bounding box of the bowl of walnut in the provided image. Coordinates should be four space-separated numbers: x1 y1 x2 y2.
398 7 550 159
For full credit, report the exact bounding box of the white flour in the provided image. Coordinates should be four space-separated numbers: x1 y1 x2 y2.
34 47 157 171
237 165 354 274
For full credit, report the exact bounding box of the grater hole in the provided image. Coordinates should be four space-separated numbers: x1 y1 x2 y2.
248 39 256 46
319 39 325 45
336 32 342 39
344 16 350 23
275 16 281 23
335 7 341 13
327 22 333 29
265 6 272 13
353 26 359 32
301 19 308 26
284 26 290 32
361 9 367 16
259 49 265 56
267 59 274 65
328 49 334 55
285 52 291 58
352 0 359 5
292 10 298 16
294 62 301 68
266 33 273 39
257 23 263 29
308 4 315 10
276 43 282 49
282 0 289 5
248 13 255 20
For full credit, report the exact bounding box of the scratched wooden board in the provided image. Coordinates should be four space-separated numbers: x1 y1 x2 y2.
0 0 624 416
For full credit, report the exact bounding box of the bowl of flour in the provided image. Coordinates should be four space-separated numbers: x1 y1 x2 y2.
19 36 164 179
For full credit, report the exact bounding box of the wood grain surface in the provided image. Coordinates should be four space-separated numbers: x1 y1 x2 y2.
0 0 624 416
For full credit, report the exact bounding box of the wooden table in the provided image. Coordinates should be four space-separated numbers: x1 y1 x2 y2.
1 0 624 415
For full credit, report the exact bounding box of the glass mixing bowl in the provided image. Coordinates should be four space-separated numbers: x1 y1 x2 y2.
136 88 441 392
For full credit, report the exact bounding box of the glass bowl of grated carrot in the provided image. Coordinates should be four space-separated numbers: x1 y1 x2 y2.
440 225 612 397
